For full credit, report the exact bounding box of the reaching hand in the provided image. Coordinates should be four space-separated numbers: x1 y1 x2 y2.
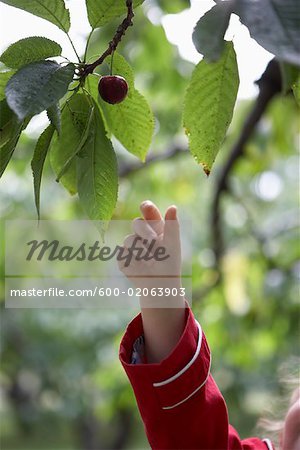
119 201 181 279
119 200 186 363
118 200 182 292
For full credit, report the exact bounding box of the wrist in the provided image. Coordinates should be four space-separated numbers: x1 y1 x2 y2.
141 305 186 363
138 277 183 308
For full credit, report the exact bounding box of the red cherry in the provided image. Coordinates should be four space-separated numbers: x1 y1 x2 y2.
98 75 128 104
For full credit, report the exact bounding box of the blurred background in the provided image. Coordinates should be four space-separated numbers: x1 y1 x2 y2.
0 0 299 449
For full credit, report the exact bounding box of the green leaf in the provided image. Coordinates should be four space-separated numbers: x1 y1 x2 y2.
56 105 94 182
50 94 92 195
86 0 144 29
156 0 190 14
0 119 24 177
5 61 75 120
0 0 70 32
0 71 15 101
77 98 118 221
183 41 239 175
0 99 17 148
192 1 235 61
0 37 62 69
100 90 153 162
234 0 300 66
47 103 61 134
31 125 55 218
279 63 300 93
87 54 154 161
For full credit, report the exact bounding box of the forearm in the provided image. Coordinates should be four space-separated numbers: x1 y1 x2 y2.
119 307 230 449
140 295 186 363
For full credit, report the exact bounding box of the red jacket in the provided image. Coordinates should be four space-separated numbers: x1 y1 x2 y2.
119 306 275 450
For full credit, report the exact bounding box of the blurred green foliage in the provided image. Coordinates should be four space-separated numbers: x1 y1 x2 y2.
0 1 299 449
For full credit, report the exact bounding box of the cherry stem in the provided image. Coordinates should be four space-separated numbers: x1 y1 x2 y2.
80 0 134 80
110 51 114 76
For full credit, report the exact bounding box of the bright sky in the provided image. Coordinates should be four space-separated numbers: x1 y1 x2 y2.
0 0 273 133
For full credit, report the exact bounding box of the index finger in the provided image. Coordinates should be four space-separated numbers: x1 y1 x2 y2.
140 200 164 235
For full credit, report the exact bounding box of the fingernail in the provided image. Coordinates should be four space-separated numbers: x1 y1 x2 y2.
141 200 152 207
171 205 177 217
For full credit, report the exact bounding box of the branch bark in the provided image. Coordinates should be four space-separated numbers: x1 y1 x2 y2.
119 143 187 177
211 59 282 262
81 0 134 79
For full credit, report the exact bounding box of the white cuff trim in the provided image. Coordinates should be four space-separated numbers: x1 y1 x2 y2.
263 438 274 450
153 320 202 387
161 352 211 410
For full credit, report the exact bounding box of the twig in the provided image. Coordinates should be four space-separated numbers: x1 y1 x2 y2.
80 0 134 80
211 59 282 263
119 144 187 177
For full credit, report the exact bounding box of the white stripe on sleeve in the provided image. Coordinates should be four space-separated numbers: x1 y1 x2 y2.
263 438 274 450
153 321 202 387
161 354 212 410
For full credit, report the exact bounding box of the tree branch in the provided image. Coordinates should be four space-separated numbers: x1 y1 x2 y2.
119 143 187 177
211 59 282 262
81 0 134 79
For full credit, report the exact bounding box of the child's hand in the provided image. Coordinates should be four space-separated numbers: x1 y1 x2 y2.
119 200 186 363
119 200 182 295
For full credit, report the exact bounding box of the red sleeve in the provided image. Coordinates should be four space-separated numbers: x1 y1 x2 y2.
119 306 274 450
